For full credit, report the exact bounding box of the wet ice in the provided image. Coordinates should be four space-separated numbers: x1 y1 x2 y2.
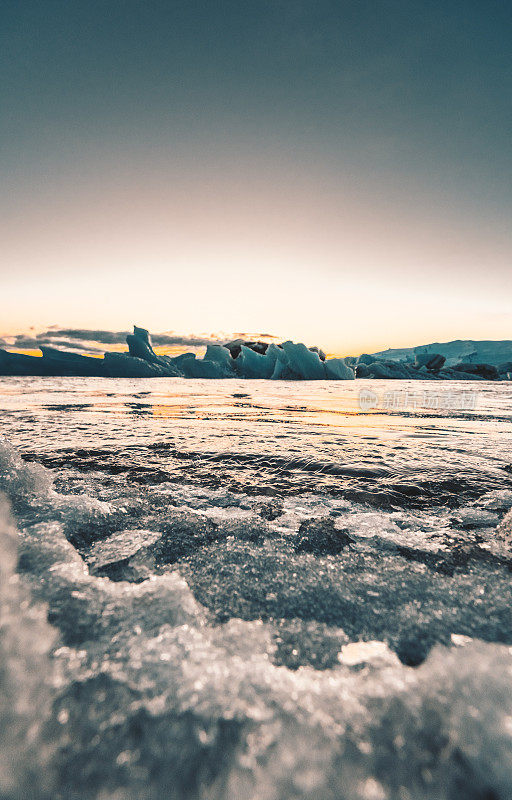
1 376 512 799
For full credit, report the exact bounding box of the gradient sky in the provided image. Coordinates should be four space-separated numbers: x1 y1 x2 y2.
2 0 511 355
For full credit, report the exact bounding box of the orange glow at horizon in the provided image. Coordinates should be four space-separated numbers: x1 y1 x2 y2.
2 153 511 354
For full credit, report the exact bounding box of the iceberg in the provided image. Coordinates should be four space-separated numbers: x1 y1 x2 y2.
372 339 512 368
0 325 356 380
234 344 279 379
280 341 326 380
103 352 168 378
177 354 229 379
3 325 509 380
324 357 357 380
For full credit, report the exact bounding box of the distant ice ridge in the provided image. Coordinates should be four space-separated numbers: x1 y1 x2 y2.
0 325 355 380
371 339 512 368
355 339 512 380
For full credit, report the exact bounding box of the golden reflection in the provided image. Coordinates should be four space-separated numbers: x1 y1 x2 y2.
146 394 429 434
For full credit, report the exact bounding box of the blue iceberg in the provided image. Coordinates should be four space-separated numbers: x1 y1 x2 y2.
0 326 356 380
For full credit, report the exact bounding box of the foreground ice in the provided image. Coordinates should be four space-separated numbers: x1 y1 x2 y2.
2 437 512 798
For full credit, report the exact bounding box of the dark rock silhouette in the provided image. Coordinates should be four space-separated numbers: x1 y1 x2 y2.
452 363 499 380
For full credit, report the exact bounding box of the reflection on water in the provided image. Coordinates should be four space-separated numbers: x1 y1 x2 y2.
1 376 511 509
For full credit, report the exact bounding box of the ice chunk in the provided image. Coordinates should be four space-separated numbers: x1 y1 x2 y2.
202 345 236 376
0 438 54 507
39 346 106 376
451 507 500 529
450 633 474 647
127 333 159 363
324 357 355 380
477 490 512 512
86 528 163 580
494 509 512 557
453 362 499 379
179 354 230 378
133 325 152 345
0 499 58 798
103 351 166 377
281 341 326 380
271 346 295 380
294 517 354 555
415 352 446 370
338 640 400 666
236 344 278 378
225 339 269 358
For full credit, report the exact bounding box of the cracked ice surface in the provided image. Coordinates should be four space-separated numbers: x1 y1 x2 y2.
1 377 512 799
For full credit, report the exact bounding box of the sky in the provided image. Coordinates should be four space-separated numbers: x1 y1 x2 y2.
2 0 512 355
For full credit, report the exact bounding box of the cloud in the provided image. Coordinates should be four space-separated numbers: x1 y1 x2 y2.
5 328 229 353
232 332 278 340
41 329 225 347
3 327 281 355
150 333 226 347
11 336 105 352
41 329 130 344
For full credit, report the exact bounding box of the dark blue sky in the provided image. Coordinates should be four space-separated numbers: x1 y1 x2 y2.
3 1 511 175
2 1 511 350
